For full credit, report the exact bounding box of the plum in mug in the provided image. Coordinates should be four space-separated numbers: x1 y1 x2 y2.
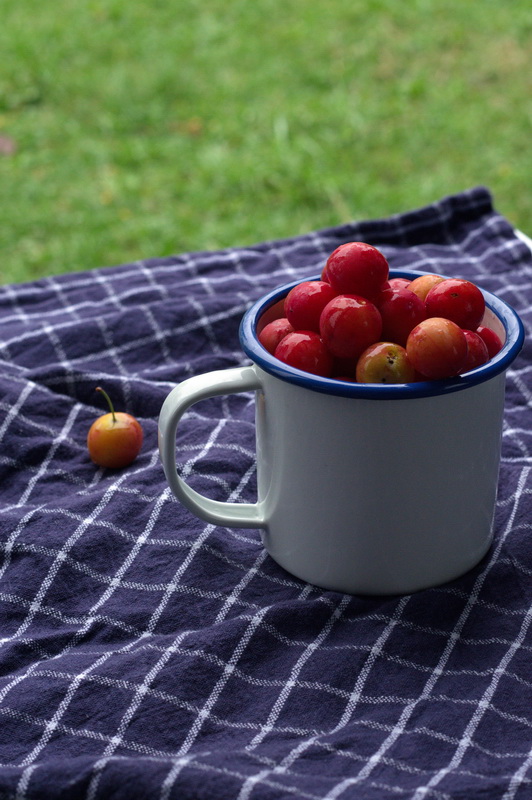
158 270 524 595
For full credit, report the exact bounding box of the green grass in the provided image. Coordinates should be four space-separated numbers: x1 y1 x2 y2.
1 0 531 284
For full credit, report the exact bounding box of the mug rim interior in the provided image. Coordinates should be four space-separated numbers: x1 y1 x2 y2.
239 269 525 399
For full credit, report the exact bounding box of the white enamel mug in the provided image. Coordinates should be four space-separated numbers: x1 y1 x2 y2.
158 270 524 595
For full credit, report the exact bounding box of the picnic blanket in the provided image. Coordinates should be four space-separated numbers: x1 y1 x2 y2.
0 186 531 800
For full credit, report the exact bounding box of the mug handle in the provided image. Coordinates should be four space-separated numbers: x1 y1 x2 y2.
158 365 267 529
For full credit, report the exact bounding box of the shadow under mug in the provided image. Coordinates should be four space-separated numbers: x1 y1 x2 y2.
158 270 525 595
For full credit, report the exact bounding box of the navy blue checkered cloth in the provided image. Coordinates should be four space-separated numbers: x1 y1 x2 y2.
0 187 531 799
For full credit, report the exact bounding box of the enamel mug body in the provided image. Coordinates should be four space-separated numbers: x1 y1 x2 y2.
158 271 524 595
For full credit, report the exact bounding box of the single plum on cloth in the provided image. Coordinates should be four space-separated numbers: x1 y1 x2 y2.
0 186 531 800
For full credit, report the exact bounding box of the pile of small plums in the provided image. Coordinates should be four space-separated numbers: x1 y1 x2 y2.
258 241 502 383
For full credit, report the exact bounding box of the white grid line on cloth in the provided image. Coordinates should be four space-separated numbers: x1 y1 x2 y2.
0 412 254 514
243 595 353 754
19 595 184 791
161 757 454 800
492 286 532 325
503 422 530 450
451 214 509 251
0 299 250 366
226 249 256 284
2 675 530 780
308 229 336 263
5 558 530 673
502 420 531 463
42 322 78 397
0 265 271 328
94 317 132 406
140 304 175 366
0 189 530 800
194 535 317 697
7 421 227 743
51 631 201 800
214 548 270 624
11 662 532 771
0 539 262 609
0 389 84 441
92 269 127 313
319 464 531 800
15 486 173 770
413 591 532 798
0 488 316 595
182 252 217 297
0 236 311 309
16 606 532 705
159 755 196 800
22 666 337 736
432 585 529 619
0 578 258 635
2 668 531 800
14 762 37 800
8 402 81 510
0 339 13 364
378 239 527 279
503 746 532 800
499 551 532 583
33 736 371 800
0 455 100 494
0 516 302 597
38 368 181 395
307 728 525 781
134 260 171 303
0 686 325 754
235 594 412 800
258 730 481 786
0 194 521 308
84 460 261 799
0 460 145 652
187 295 225 356
0 507 44 587
267 244 302 282
429 694 532 733
5 726 484 800
0 393 255 504
157 605 273 797
0 382 34 446
0 704 177 759
0 281 31 324
507 368 532 408
161 595 353 800
47 275 82 323
240 753 456 800
124 261 181 364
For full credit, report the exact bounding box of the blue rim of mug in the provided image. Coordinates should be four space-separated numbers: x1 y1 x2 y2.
239 269 525 399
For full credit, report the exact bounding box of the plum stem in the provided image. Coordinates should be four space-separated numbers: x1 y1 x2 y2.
95 386 116 423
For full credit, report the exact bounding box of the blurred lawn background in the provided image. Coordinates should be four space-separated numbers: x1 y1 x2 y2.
0 0 531 285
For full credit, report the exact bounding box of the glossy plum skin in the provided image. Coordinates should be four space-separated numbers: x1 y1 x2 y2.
355 342 416 384
378 287 427 347
407 273 445 301
476 325 503 358
425 278 485 331
319 294 383 360
258 317 294 354
87 412 143 469
406 317 468 379
388 277 412 291
325 242 389 301
285 280 337 332
274 331 333 377
460 330 490 373
255 240 504 386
